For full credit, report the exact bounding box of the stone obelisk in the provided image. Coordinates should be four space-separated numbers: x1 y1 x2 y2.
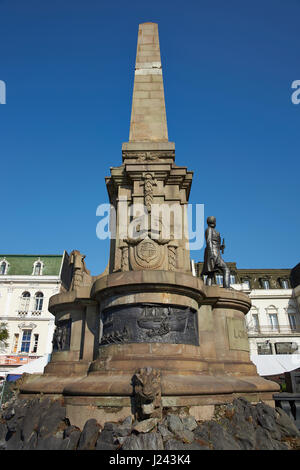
129 22 168 142
20 23 279 427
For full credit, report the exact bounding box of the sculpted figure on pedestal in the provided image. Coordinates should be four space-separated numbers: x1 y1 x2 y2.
201 216 231 288
69 250 91 290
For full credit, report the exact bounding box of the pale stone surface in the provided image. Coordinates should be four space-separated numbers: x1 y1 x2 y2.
133 418 158 433
129 23 168 142
189 405 215 422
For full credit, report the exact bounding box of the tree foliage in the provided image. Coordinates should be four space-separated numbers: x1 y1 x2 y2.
0 322 9 348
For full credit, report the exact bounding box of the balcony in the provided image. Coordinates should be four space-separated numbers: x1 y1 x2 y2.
17 310 42 317
247 324 300 335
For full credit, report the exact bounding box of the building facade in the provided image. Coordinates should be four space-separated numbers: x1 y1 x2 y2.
195 262 300 357
0 253 71 377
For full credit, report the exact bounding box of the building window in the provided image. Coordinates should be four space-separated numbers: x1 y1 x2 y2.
242 279 251 289
19 292 31 314
32 334 39 353
216 274 223 286
33 262 42 276
275 342 298 355
0 261 7 275
20 329 32 353
252 314 260 332
281 279 289 289
261 279 270 289
230 274 236 285
11 333 19 353
288 313 297 331
34 292 44 312
269 313 279 331
257 342 272 355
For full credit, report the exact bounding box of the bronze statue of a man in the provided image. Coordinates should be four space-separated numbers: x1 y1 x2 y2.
201 216 230 288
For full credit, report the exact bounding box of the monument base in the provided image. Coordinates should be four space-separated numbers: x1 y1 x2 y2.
19 272 280 427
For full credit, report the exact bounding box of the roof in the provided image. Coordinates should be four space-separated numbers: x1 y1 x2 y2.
0 255 64 276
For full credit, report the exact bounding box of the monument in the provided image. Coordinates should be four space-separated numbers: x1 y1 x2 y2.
19 23 279 427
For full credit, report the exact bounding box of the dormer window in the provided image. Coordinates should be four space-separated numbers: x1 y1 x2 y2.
0 259 9 275
32 259 44 276
34 262 41 275
261 279 270 289
0 262 6 275
281 279 289 289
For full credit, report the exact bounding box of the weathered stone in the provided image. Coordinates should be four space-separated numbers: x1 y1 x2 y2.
95 428 119 450
21 399 44 442
115 436 129 446
254 427 277 450
193 422 211 443
231 427 256 450
37 400 68 439
256 402 281 440
133 418 158 433
2 406 15 421
122 416 133 427
97 429 115 445
175 429 194 444
112 425 132 437
23 432 38 450
96 440 118 450
164 439 187 450
157 423 173 441
275 407 300 438
181 415 198 431
209 421 241 450
6 429 24 450
165 438 209 450
122 432 164 450
103 422 119 432
36 435 64 450
165 414 183 433
77 419 100 450
61 426 81 450
0 422 8 440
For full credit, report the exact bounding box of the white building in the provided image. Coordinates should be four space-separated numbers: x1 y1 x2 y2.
0 253 71 378
196 262 300 376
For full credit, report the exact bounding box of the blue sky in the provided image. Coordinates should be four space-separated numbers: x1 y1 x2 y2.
0 0 299 275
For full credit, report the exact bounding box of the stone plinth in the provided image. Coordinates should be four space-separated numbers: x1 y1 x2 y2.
20 272 279 426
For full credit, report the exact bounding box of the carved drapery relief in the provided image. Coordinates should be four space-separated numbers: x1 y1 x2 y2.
120 244 129 272
168 244 177 271
143 173 156 213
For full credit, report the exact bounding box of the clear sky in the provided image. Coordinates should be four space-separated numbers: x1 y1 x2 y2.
0 0 299 275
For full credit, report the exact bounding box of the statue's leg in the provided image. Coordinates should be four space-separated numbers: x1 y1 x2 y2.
220 265 230 288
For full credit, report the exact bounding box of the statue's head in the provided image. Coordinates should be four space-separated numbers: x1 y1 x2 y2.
207 216 216 227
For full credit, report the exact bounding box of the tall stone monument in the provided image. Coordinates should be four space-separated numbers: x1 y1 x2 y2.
20 23 279 427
